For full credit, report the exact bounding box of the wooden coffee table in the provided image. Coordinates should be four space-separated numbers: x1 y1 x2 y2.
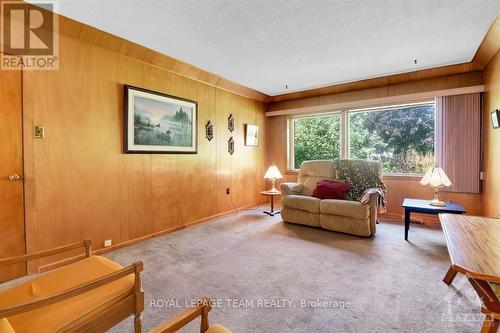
440 214 500 285
440 214 500 332
259 190 281 216
402 198 465 240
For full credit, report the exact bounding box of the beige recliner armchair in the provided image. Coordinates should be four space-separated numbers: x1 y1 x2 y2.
280 160 382 237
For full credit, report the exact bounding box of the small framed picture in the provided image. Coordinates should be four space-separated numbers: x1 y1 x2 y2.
124 85 197 154
491 109 500 129
245 124 259 146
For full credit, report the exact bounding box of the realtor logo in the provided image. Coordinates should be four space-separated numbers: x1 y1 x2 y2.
1 1 59 70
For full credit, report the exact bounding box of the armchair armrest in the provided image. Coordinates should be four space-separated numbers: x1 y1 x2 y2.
0 239 92 267
359 189 384 236
280 182 303 195
0 261 143 318
150 297 212 333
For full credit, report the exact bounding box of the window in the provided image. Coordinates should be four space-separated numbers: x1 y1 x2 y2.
291 114 341 169
289 102 436 174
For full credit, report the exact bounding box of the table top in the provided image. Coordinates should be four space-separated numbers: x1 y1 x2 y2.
440 214 500 283
260 190 281 196
402 198 465 213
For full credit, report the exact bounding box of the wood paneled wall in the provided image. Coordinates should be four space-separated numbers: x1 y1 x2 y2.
482 49 500 217
22 35 266 269
265 114 483 221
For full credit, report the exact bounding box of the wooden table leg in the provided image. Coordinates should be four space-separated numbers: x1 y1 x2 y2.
443 266 458 285
481 314 499 333
404 208 410 241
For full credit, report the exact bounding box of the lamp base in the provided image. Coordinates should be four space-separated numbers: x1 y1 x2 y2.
429 186 446 207
429 199 446 207
267 178 280 193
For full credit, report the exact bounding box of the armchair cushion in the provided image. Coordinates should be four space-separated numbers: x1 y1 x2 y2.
0 256 134 333
297 160 336 196
206 324 233 333
320 199 369 220
282 195 321 213
280 182 303 195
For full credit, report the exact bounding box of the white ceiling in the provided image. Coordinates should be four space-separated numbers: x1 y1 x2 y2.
42 0 500 96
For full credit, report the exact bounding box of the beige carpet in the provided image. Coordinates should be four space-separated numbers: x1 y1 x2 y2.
103 209 482 333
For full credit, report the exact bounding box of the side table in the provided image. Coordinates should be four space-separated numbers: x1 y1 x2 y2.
260 190 281 216
402 198 465 241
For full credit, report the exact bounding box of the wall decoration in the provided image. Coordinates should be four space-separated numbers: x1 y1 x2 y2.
124 85 197 154
228 114 235 132
228 136 235 155
245 124 259 146
491 109 500 129
205 120 214 141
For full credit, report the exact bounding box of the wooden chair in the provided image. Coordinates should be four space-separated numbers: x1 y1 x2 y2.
150 298 231 333
0 239 144 333
468 278 500 333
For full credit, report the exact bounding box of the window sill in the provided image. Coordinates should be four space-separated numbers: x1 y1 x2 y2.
383 173 423 181
286 170 423 180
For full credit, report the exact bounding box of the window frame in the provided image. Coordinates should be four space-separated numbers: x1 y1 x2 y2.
287 101 436 176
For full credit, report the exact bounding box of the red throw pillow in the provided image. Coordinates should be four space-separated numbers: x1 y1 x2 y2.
312 180 350 200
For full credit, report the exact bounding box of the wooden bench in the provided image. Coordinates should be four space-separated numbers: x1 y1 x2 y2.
0 240 144 333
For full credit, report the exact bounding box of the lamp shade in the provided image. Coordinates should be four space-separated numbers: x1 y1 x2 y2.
420 166 452 187
264 165 283 180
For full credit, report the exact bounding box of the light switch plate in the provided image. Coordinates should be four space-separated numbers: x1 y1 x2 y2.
34 126 45 139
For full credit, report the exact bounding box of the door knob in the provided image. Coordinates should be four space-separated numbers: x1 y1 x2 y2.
8 173 22 181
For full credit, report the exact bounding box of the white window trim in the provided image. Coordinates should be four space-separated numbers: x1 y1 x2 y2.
287 101 436 175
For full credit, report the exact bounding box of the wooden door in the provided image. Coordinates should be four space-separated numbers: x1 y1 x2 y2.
0 69 26 282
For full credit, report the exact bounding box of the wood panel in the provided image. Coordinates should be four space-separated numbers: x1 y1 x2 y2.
382 177 482 221
0 69 26 282
482 49 500 217
472 13 500 69
22 34 266 272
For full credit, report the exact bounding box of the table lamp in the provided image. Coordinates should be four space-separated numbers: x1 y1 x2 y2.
264 165 283 193
420 166 452 206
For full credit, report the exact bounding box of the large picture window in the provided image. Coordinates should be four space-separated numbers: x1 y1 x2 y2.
289 102 436 174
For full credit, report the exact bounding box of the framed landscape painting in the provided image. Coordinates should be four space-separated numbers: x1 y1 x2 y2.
124 85 197 154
